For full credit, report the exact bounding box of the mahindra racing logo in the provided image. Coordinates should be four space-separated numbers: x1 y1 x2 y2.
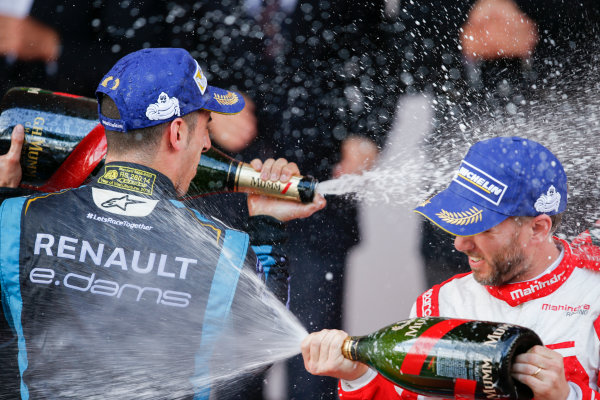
101 194 145 211
421 288 434 316
510 271 565 300
542 303 590 317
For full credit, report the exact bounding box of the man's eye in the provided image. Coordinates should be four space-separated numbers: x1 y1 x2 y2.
208 117 213 123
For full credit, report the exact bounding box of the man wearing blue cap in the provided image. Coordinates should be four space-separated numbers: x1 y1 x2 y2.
0 48 325 399
301 136 600 400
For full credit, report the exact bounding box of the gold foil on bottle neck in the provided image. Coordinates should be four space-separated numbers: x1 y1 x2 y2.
236 164 303 201
341 336 357 361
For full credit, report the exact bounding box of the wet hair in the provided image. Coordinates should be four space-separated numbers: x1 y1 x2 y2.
100 95 200 159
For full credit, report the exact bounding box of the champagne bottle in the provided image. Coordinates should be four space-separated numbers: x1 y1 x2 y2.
185 147 317 203
341 317 542 400
0 87 103 190
0 87 317 202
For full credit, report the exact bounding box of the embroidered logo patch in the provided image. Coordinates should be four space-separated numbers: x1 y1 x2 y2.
541 302 589 317
534 185 561 213
146 92 180 120
100 76 120 90
213 91 239 106
453 161 507 206
193 60 208 95
436 206 483 226
92 188 158 217
97 165 156 195
101 194 145 211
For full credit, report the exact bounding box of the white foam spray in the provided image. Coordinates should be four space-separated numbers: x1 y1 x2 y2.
318 72 600 239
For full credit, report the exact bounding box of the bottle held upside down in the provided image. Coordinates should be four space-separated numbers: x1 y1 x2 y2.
0 87 316 202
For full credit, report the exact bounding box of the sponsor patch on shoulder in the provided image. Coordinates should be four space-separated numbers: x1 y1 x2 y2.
97 165 156 196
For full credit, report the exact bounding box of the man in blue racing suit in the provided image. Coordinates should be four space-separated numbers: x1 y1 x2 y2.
0 48 326 399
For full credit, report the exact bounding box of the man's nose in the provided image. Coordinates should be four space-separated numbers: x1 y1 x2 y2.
203 135 212 153
454 235 474 253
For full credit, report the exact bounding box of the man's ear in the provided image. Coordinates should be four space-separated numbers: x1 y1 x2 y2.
530 214 553 243
168 118 186 151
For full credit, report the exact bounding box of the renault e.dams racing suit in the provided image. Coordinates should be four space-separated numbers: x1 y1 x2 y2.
0 162 291 399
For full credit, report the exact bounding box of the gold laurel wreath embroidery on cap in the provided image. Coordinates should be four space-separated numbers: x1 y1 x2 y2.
213 91 239 106
436 206 483 225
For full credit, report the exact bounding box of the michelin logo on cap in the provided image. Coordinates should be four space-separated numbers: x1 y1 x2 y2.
453 161 507 206
146 92 181 121
534 185 561 213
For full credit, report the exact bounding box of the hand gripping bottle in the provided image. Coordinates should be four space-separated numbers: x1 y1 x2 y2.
0 87 106 192
341 317 543 399
185 147 317 203
0 87 317 202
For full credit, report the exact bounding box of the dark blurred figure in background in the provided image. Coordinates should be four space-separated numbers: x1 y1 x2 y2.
0 1 60 96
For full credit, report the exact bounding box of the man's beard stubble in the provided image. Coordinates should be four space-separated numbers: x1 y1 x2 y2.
472 236 528 286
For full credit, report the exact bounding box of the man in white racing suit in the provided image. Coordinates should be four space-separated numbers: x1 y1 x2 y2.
301 136 600 400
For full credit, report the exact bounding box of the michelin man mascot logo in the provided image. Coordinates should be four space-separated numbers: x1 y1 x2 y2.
534 185 561 213
146 92 180 120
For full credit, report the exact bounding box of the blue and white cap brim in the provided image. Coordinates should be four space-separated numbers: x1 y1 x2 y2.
202 85 245 115
415 186 509 237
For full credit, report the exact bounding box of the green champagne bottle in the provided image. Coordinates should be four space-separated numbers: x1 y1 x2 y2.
341 317 542 399
0 86 101 190
0 87 317 202
185 147 317 203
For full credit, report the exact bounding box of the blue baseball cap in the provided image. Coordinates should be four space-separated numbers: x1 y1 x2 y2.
95 48 245 132
415 137 567 236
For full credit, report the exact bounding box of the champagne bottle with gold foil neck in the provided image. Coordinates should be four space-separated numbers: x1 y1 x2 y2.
185 147 317 203
342 317 542 400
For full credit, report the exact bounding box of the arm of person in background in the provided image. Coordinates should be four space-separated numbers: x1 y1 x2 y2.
460 0 538 61
0 14 60 62
332 136 379 178
208 94 258 153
